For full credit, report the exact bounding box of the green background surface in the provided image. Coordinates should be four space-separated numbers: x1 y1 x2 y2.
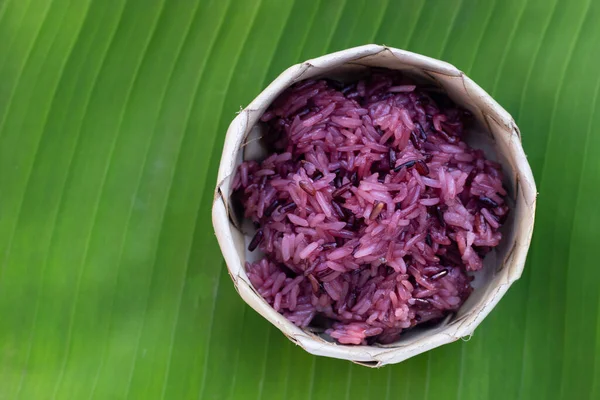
1 0 599 398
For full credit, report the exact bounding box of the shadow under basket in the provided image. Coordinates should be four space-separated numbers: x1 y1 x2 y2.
212 44 537 367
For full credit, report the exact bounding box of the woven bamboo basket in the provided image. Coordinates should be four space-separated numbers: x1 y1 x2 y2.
212 45 536 367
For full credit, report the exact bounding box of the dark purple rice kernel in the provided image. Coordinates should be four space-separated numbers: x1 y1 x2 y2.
263 199 280 217
331 200 346 218
416 122 427 140
430 269 448 280
465 169 478 187
248 229 264 251
393 160 416 172
279 202 297 213
479 196 498 208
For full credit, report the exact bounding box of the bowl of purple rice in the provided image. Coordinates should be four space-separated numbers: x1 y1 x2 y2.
213 45 536 366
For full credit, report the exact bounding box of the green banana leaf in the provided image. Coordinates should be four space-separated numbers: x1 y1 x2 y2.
1 0 598 398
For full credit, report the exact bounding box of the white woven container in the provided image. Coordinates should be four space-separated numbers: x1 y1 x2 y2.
212 45 536 367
